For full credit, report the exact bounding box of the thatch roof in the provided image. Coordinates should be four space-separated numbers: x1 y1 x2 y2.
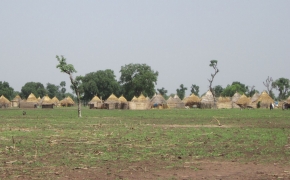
26 93 38 103
0 95 10 104
201 90 214 104
131 96 138 102
105 93 119 103
257 91 274 105
183 93 201 104
118 95 128 103
60 96 75 105
232 92 241 102
236 94 250 105
41 95 53 105
286 96 290 104
89 95 102 104
137 93 148 102
12 95 21 102
51 96 60 104
150 94 167 105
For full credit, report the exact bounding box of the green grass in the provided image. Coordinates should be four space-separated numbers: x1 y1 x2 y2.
1 107 290 178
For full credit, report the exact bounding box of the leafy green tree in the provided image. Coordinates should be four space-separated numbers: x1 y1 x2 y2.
46 83 61 99
119 63 158 100
20 82 46 99
272 78 290 100
157 87 168 99
190 84 199 96
0 81 14 100
221 82 249 97
60 81 66 98
213 85 223 97
176 84 187 100
77 69 121 101
56 55 82 118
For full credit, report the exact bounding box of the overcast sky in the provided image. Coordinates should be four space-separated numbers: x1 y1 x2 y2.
1 0 289 97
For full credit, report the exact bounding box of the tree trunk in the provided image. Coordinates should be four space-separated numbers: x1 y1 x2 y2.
69 74 82 118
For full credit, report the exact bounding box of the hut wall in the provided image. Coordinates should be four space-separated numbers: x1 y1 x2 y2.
129 102 137 110
136 102 149 110
200 103 214 109
232 103 240 108
217 102 232 109
20 102 37 108
106 103 118 110
11 101 19 107
119 103 128 109
42 104 54 109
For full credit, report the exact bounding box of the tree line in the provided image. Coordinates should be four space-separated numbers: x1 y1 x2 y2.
1 60 289 103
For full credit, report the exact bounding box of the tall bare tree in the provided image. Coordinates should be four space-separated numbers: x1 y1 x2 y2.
263 76 275 99
208 60 219 107
56 55 82 118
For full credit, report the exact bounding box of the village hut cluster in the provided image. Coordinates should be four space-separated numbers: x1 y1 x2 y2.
1 89 288 110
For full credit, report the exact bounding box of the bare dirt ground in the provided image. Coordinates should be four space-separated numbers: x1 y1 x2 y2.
7 160 290 180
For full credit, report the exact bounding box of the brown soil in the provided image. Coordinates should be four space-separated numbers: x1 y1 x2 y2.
5 160 290 180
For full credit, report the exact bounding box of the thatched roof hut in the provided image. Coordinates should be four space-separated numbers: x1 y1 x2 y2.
183 93 201 107
104 94 119 109
235 94 251 108
256 91 274 108
118 95 128 109
167 95 185 109
217 97 232 109
11 95 21 107
41 95 54 109
60 96 75 107
231 92 241 108
129 93 150 110
26 93 38 103
51 96 60 106
200 90 214 109
0 95 10 108
150 94 167 109
131 96 138 102
88 95 103 109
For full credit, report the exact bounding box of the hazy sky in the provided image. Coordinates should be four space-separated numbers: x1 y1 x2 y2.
1 1 289 97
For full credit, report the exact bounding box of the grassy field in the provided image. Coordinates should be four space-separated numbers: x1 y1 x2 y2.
1 107 290 178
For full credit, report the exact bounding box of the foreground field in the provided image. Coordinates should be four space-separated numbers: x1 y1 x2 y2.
1 107 290 179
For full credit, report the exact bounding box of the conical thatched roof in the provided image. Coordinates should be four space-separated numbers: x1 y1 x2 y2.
0 95 10 104
131 96 138 102
60 96 75 105
137 93 148 102
232 92 241 103
201 90 214 104
183 93 201 103
51 96 60 104
26 93 38 103
41 95 53 105
167 96 174 103
89 95 102 104
118 95 128 103
257 91 274 104
12 95 21 102
236 94 250 105
105 93 119 103
150 94 167 105
286 96 290 104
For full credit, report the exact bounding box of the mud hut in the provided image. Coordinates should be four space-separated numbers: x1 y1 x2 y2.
60 96 75 107
183 93 200 108
129 93 150 110
231 92 241 108
235 94 251 108
51 96 60 106
217 97 232 109
150 94 167 109
247 92 260 108
88 95 103 109
118 95 128 109
256 91 274 108
41 95 54 109
200 90 214 109
167 95 185 109
104 94 119 110
0 95 10 108
11 95 21 107
20 93 38 108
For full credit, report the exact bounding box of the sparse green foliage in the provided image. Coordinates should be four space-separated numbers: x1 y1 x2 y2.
176 84 187 100
20 82 46 99
272 77 290 100
213 85 223 97
190 84 199 96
